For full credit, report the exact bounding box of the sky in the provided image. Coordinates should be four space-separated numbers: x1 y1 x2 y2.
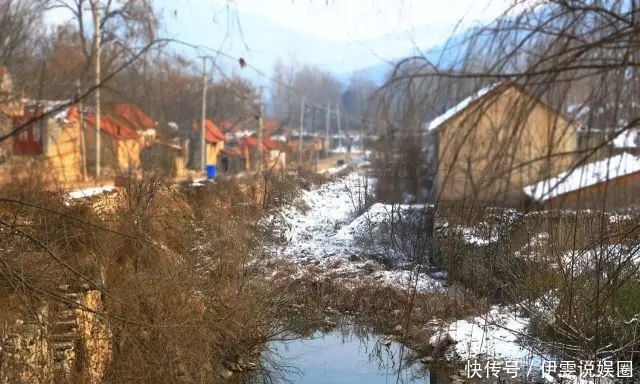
220 0 515 41
46 0 524 84
158 0 522 82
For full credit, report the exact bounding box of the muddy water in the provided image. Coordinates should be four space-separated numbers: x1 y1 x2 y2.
254 329 453 384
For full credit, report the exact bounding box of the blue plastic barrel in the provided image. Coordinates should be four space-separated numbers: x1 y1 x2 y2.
206 165 218 180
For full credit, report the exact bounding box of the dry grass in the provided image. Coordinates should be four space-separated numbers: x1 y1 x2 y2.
0 174 303 383
265 265 486 358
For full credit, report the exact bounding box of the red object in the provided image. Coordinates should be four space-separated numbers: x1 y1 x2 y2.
66 105 80 122
193 119 225 143
112 104 156 129
262 136 279 150
241 135 279 151
262 118 280 133
85 113 140 140
13 105 45 155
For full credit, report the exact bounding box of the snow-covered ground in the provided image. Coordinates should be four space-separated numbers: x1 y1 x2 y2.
430 297 622 384
318 163 349 175
431 305 536 362
262 172 444 292
66 185 116 200
261 172 631 383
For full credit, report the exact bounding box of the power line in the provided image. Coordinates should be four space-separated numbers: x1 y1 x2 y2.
176 40 377 129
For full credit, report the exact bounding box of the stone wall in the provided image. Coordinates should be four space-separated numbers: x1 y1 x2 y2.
0 287 112 384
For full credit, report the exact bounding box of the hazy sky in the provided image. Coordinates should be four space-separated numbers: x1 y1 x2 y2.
218 0 518 41
46 0 525 83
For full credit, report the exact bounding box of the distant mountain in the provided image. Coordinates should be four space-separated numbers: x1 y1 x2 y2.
162 2 472 87
336 28 477 86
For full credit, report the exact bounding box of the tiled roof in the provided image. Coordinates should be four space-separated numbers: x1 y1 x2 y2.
112 104 156 129
84 112 140 140
193 119 225 143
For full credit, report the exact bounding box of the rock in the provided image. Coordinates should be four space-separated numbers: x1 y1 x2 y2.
223 360 242 372
381 337 393 347
218 368 233 380
242 360 258 370
420 356 434 363
324 307 339 314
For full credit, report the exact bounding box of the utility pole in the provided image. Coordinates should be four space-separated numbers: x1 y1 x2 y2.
76 79 87 181
299 97 305 168
92 4 101 179
200 56 208 173
257 87 264 173
325 102 330 156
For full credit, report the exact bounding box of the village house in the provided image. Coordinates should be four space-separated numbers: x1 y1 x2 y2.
112 103 157 145
140 140 188 178
139 120 194 179
219 133 285 173
0 67 22 176
286 133 325 167
84 111 142 176
241 135 284 171
423 80 580 205
6 100 84 185
0 68 86 185
524 152 640 210
216 118 286 173
188 119 225 170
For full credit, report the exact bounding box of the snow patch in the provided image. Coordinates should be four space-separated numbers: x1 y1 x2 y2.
524 153 640 202
66 185 116 200
612 129 640 149
263 173 443 292
431 305 533 362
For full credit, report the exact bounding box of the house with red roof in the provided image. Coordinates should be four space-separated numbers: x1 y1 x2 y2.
216 132 285 173
189 119 226 169
112 104 156 144
7 100 84 184
84 108 142 175
112 104 155 130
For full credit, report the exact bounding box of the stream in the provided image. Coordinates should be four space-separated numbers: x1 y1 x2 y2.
251 328 455 384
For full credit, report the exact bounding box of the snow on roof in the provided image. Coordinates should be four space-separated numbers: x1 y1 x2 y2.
523 152 640 202
612 129 640 149
24 99 74 122
424 82 502 132
270 134 287 142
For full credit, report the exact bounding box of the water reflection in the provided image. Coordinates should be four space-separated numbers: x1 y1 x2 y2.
250 329 444 384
